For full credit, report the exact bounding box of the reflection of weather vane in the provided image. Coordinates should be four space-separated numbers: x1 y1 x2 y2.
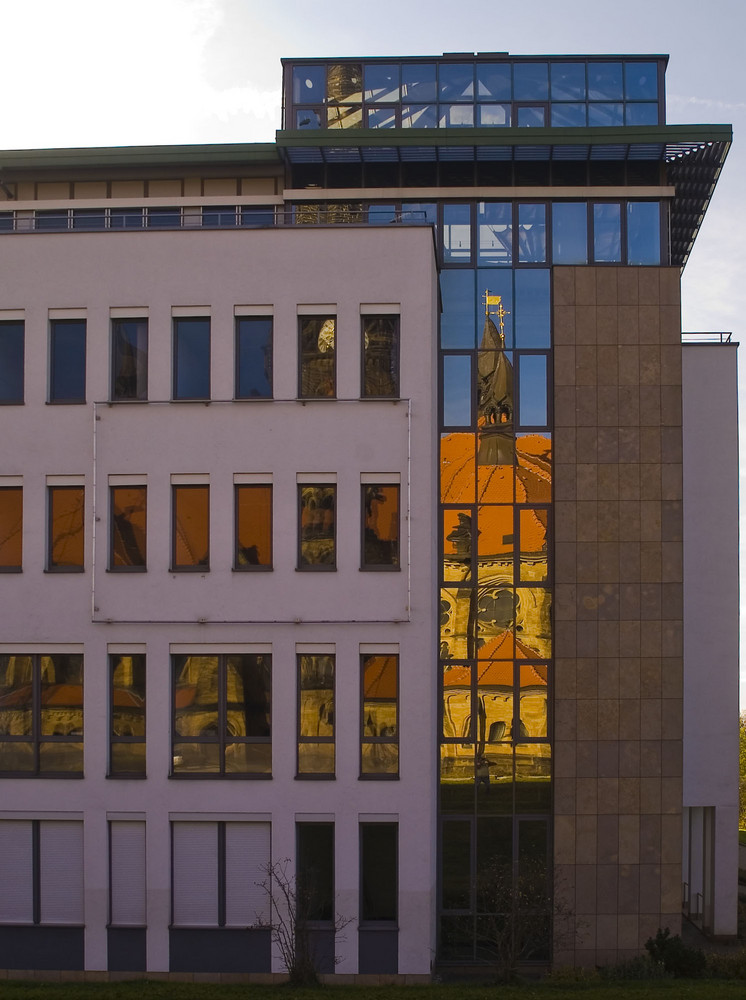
483 291 509 346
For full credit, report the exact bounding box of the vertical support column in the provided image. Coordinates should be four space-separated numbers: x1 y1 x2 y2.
552 266 683 966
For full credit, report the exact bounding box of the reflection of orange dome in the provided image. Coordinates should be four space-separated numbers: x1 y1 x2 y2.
440 431 551 503
443 658 547 687
478 629 544 660
363 656 397 698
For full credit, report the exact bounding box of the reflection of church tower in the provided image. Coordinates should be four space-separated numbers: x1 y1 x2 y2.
477 293 514 466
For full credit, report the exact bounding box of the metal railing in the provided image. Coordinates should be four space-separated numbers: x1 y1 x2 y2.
681 332 734 344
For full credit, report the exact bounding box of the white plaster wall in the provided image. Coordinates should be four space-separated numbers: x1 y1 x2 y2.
0 225 439 973
682 343 740 937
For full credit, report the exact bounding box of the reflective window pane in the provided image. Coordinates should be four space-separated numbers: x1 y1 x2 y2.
401 63 437 102
298 655 335 776
364 64 400 103
442 508 473 583
519 508 548 583
110 486 146 570
443 204 472 263
293 65 325 104
172 485 209 570
443 355 472 427
299 485 336 568
110 654 145 776
515 269 551 348
48 485 84 570
361 655 398 776
441 270 476 348
593 203 622 262
0 654 33 739
478 202 512 266
550 62 586 100
362 485 399 568
625 61 658 100
478 269 513 347
235 317 272 399
513 63 548 100
517 106 545 127
439 104 474 128
0 321 24 403
552 203 588 264
478 104 510 126
299 316 335 398
296 109 322 129
588 62 623 100
588 102 624 126
439 63 474 101
173 318 210 400
518 663 548 737
476 63 511 101
0 487 22 569
362 315 399 397
226 654 271 740
328 63 362 103
173 655 219 739
627 202 661 265
111 319 147 401
550 103 586 127
401 104 436 128
518 354 548 427
234 484 272 569
625 102 659 126
50 319 86 403
367 106 396 128
361 823 397 920
297 823 334 920
517 204 546 263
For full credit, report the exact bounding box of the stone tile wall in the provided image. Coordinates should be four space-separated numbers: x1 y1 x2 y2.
552 266 683 966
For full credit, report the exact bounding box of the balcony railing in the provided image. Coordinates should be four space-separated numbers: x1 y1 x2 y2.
681 332 734 344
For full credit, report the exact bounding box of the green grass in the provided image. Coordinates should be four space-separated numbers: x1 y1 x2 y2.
3 982 746 1000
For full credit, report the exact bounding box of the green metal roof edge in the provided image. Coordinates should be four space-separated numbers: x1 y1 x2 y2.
276 123 732 149
281 53 671 64
0 142 281 171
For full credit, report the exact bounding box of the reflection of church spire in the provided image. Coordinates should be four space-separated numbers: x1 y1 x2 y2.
478 291 514 466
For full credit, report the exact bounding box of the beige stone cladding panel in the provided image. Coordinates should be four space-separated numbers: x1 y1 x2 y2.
552 267 683 966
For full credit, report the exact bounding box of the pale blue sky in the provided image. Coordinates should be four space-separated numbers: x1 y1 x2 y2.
3 0 745 693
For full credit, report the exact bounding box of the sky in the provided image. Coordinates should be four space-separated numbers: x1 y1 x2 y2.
2 0 745 693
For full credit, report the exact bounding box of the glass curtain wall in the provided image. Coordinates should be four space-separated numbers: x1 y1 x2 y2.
438 207 552 964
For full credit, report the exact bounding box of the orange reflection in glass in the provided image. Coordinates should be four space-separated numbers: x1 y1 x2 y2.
235 484 272 568
515 433 552 502
0 487 22 568
518 664 548 738
172 486 209 569
515 588 552 658
49 486 84 569
441 587 476 660
477 505 514 560
519 507 548 582
442 662 472 740
441 432 476 503
476 660 513 745
111 486 146 568
443 508 472 582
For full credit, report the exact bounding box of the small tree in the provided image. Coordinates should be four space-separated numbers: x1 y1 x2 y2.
257 858 351 986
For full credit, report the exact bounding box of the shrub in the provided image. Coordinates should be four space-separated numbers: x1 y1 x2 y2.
645 927 707 978
544 965 602 985
599 954 670 981
706 948 746 979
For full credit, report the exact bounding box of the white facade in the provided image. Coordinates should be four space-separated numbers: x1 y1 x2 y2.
0 224 439 974
682 342 740 939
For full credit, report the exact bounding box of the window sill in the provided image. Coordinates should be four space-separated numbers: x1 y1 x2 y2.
44 566 85 573
46 399 86 405
358 773 400 780
107 567 147 573
296 565 337 572
360 565 401 572
233 565 273 573
0 566 23 573
295 773 336 780
169 772 273 780
170 566 210 573
107 773 147 779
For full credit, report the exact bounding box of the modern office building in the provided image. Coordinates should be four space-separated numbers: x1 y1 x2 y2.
0 51 737 977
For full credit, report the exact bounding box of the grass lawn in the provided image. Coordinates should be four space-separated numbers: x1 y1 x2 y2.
2 982 746 1000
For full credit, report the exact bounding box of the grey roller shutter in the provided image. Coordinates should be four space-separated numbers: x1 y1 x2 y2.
40 821 84 924
110 821 146 926
224 821 271 926
0 820 33 923
172 822 218 926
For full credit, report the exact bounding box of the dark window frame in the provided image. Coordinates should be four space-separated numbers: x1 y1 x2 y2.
298 315 336 399
111 318 148 402
359 822 398 924
361 315 400 399
47 484 85 572
296 822 335 922
361 484 401 571
298 483 337 571
0 320 25 404
109 653 146 778
172 317 211 401
360 654 399 780
296 653 335 779
0 485 23 572
171 653 272 779
171 484 210 572
234 483 273 571
49 318 86 404
109 484 147 573
0 653 84 778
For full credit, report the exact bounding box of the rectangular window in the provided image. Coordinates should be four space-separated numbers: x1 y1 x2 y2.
111 319 148 401
296 822 334 921
362 485 400 569
173 317 210 400
552 202 588 264
49 319 86 403
361 654 399 777
172 484 209 570
235 317 273 398
299 316 336 398
0 321 24 403
110 821 146 925
0 654 83 776
48 485 84 571
0 486 22 571
110 654 146 776
0 820 84 923
172 653 271 775
172 821 270 926
593 203 622 262
627 201 661 265
110 485 147 570
298 485 336 569
235 484 272 569
297 653 335 777
361 316 399 398
360 823 398 921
